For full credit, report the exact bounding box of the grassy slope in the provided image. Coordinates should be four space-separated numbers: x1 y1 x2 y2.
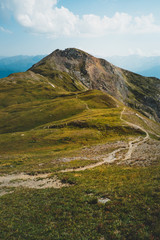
0 165 159 240
0 69 160 239
0 88 147 174
30 48 160 122
123 70 160 120
0 70 86 108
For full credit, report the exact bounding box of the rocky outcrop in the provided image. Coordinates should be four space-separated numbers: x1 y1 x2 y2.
30 48 160 122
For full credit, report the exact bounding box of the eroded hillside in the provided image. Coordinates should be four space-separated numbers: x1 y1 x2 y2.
30 48 160 122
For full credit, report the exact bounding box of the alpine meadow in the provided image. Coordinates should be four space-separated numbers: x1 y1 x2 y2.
1 0 160 239
0 48 160 239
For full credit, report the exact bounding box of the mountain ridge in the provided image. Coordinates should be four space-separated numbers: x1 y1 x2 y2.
0 48 160 123
29 48 160 122
0 49 160 240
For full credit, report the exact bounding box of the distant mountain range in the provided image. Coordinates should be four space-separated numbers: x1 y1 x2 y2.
0 55 45 78
0 54 160 79
107 55 160 78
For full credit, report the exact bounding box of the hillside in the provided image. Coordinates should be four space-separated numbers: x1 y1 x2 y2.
30 48 160 122
0 48 160 165
0 48 160 239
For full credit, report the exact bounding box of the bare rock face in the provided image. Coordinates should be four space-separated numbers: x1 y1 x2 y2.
31 48 160 122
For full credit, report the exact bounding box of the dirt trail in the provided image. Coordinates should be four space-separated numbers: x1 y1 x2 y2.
60 107 151 172
0 173 69 197
120 107 149 138
135 113 160 138
61 147 125 173
120 107 149 161
0 107 158 196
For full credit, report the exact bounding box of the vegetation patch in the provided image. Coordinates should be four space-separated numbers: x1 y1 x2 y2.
0 164 159 239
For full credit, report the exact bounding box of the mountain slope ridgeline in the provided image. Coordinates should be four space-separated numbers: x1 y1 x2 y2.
30 48 160 122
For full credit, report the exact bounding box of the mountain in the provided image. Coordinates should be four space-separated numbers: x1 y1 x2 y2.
0 48 160 239
0 48 159 136
1 54 160 80
29 48 160 122
107 55 160 78
0 47 159 155
0 47 160 137
0 55 45 78
139 65 160 78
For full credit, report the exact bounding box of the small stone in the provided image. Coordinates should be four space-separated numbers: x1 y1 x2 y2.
98 198 111 204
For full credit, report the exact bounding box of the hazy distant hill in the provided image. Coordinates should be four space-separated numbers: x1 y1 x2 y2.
139 65 160 78
0 55 45 78
107 55 160 78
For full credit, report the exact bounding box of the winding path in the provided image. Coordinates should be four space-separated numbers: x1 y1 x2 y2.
60 107 151 172
135 113 160 138
120 107 149 161
0 107 158 196
61 147 125 173
0 107 158 197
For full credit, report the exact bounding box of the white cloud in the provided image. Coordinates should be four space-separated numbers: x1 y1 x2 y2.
128 48 160 57
134 14 160 33
0 26 12 34
78 12 132 36
1 0 160 37
128 48 145 56
2 0 78 36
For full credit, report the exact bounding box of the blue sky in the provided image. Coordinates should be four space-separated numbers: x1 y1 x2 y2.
0 0 160 57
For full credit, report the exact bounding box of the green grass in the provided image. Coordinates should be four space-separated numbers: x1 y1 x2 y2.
0 69 86 110
0 97 86 133
0 89 150 175
0 99 145 175
0 124 141 174
31 64 86 92
0 164 159 239
0 89 120 133
77 90 118 109
0 67 160 239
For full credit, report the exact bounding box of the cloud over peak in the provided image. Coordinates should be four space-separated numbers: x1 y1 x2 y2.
1 0 160 37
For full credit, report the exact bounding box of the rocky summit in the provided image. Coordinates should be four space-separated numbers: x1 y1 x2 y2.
0 47 160 166
31 48 160 122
